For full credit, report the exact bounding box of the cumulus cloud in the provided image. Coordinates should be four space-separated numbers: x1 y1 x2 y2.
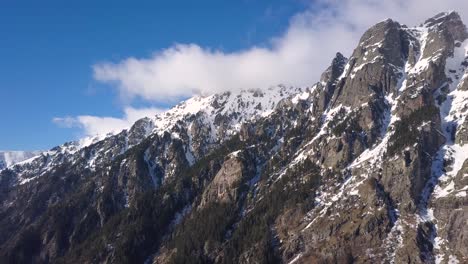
93 0 468 102
53 107 164 136
58 0 468 137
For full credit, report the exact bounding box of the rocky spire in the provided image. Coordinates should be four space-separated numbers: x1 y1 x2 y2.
313 52 348 113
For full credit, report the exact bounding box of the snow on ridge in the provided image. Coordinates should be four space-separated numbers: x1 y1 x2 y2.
275 103 348 183
423 37 468 264
0 150 43 169
151 85 306 138
297 23 467 236
7 85 307 176
351 25 466 169
433 39 468 196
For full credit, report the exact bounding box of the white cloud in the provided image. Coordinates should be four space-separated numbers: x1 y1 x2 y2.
93 0 468 102
58 0 468 137
53 107 164 136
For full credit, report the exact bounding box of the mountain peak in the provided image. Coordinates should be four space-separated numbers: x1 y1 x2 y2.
2 12 468 264
424 11 462 26
319 52 348 85
423 11 468 42
333 52 346 63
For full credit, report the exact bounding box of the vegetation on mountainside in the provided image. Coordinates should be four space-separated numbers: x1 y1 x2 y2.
387 105 439 156
60 136 244 264
167 159 321 264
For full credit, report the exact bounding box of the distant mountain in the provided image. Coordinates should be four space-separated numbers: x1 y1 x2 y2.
0 11 467 264
0 151 42 170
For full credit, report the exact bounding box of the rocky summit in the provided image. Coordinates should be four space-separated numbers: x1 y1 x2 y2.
1 12 468 264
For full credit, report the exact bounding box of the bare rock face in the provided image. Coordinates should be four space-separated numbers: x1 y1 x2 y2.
456 115 468 145
424 12 468 42
459 74 468 91
314 52 348 113
431 158 468 260
200 155 245 206
331 19 405 109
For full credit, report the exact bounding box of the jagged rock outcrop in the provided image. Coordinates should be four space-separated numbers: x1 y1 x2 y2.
200 153 254 207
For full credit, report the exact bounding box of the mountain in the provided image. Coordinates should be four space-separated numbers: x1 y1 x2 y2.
0 11 467 264
0 151 42 170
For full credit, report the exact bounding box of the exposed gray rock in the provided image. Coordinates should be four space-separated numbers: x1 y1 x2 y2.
1 11 468 264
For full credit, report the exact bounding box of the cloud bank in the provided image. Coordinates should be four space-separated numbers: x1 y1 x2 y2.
53 107 164 136
58 0 468 137
93 0 468 101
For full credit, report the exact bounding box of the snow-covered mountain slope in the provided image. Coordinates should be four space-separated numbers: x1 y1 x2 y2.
1 11 468 264
3 85 307 185
152 85 306 134
288 12 468 263
0 151 42 170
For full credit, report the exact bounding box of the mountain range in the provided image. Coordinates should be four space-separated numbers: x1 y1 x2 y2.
0 151 42 170
0 11 467 264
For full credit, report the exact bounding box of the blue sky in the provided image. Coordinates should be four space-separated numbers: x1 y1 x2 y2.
0 1 306 150
1 0 467 151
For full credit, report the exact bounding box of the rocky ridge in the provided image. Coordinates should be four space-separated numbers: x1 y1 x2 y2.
0 11 467 264
0 151 42 170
